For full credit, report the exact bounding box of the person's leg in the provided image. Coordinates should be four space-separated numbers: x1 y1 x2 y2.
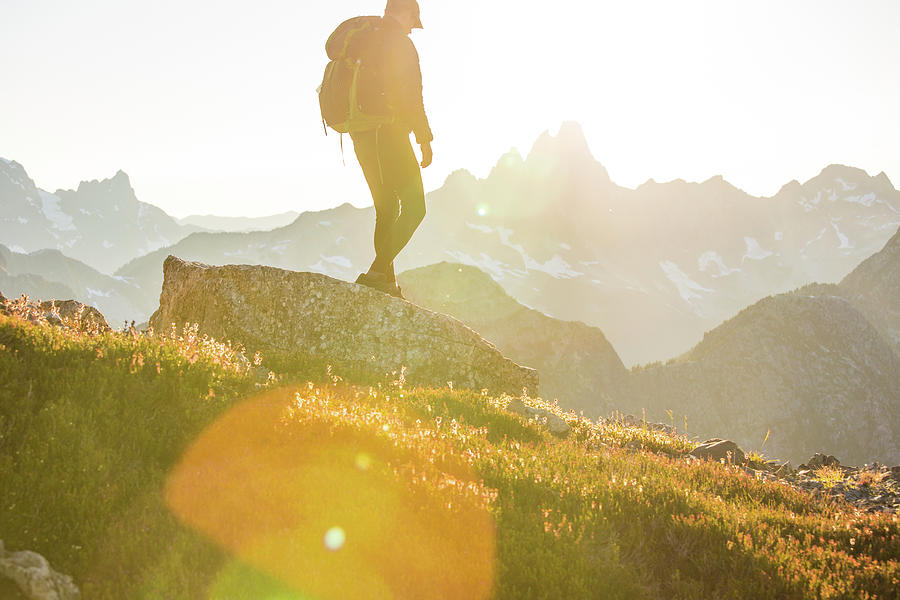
351 129 399 277
378 126 426 269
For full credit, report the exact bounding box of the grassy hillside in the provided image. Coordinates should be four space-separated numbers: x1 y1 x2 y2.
1 312 898 599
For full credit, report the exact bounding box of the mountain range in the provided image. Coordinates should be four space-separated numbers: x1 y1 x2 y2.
0 243 153 326
23 122 889 366
176 211 300 233
2 128 898 464
630 231 900 466
401 230 900 466
0 159 204 274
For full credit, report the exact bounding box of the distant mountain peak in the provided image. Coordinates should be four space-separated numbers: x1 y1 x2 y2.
522 121 611 191
441 168 479 188
805 164 873 188
67 170 138 205
528 121 594 162
874 171 895 191
700 174 745 195
487 148 525 179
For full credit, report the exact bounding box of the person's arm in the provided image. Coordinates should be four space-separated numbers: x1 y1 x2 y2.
419 140 432 168
394 38 433 148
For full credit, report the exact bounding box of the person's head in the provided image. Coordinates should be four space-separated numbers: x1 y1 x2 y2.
384 0 423 34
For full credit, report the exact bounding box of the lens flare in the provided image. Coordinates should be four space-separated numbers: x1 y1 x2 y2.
165 388 495 599
323 527 346 551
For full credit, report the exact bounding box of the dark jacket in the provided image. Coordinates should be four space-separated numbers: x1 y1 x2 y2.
326 15 433 144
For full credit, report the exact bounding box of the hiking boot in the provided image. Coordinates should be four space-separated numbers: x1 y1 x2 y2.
355 271 402 298
387 284 404 299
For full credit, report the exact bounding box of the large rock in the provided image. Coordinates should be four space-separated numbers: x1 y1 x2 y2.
149 256 538 394
38 300 110 331
0 540 80 600
689 439 747 465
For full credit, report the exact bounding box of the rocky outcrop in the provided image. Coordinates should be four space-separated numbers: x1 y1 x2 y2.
38 300 110 331
149 256 538 394
689 439 747 465
0 294 110 332
0 540 80 600
399 262 627 416
802 453 841 470
630 291 900 466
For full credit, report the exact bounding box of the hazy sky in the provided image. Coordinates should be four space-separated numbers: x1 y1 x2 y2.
2 0 899 217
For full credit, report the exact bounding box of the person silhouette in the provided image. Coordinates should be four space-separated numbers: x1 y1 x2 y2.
326 0 432 298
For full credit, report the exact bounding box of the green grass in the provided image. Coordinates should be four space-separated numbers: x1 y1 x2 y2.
1 313 898 599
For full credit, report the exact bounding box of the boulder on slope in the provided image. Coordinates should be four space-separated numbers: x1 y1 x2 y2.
149 256 538 394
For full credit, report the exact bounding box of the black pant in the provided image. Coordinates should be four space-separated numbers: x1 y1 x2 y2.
350 124 425 277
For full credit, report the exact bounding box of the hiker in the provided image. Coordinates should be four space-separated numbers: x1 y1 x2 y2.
320 0 433 298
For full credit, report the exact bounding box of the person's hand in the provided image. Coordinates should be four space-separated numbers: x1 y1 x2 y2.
420 141 433 168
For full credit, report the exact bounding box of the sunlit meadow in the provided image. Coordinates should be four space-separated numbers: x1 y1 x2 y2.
1 303 898 598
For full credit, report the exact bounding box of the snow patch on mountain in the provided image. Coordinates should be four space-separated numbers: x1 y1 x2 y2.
38 191 76 231
466 221 494 234
743 237 773 261
444 249 525 281
270 241 290 255
321 255 352 269
308 255 353 277
806 228 828 248
831 220 853 250
844 192 878 208
660 260 714 303
497 227 583 279
698 251 741 277
836 177 858 191
529 255 583 278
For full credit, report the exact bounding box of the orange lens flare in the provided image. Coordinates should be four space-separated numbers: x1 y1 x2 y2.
165 389 495 599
